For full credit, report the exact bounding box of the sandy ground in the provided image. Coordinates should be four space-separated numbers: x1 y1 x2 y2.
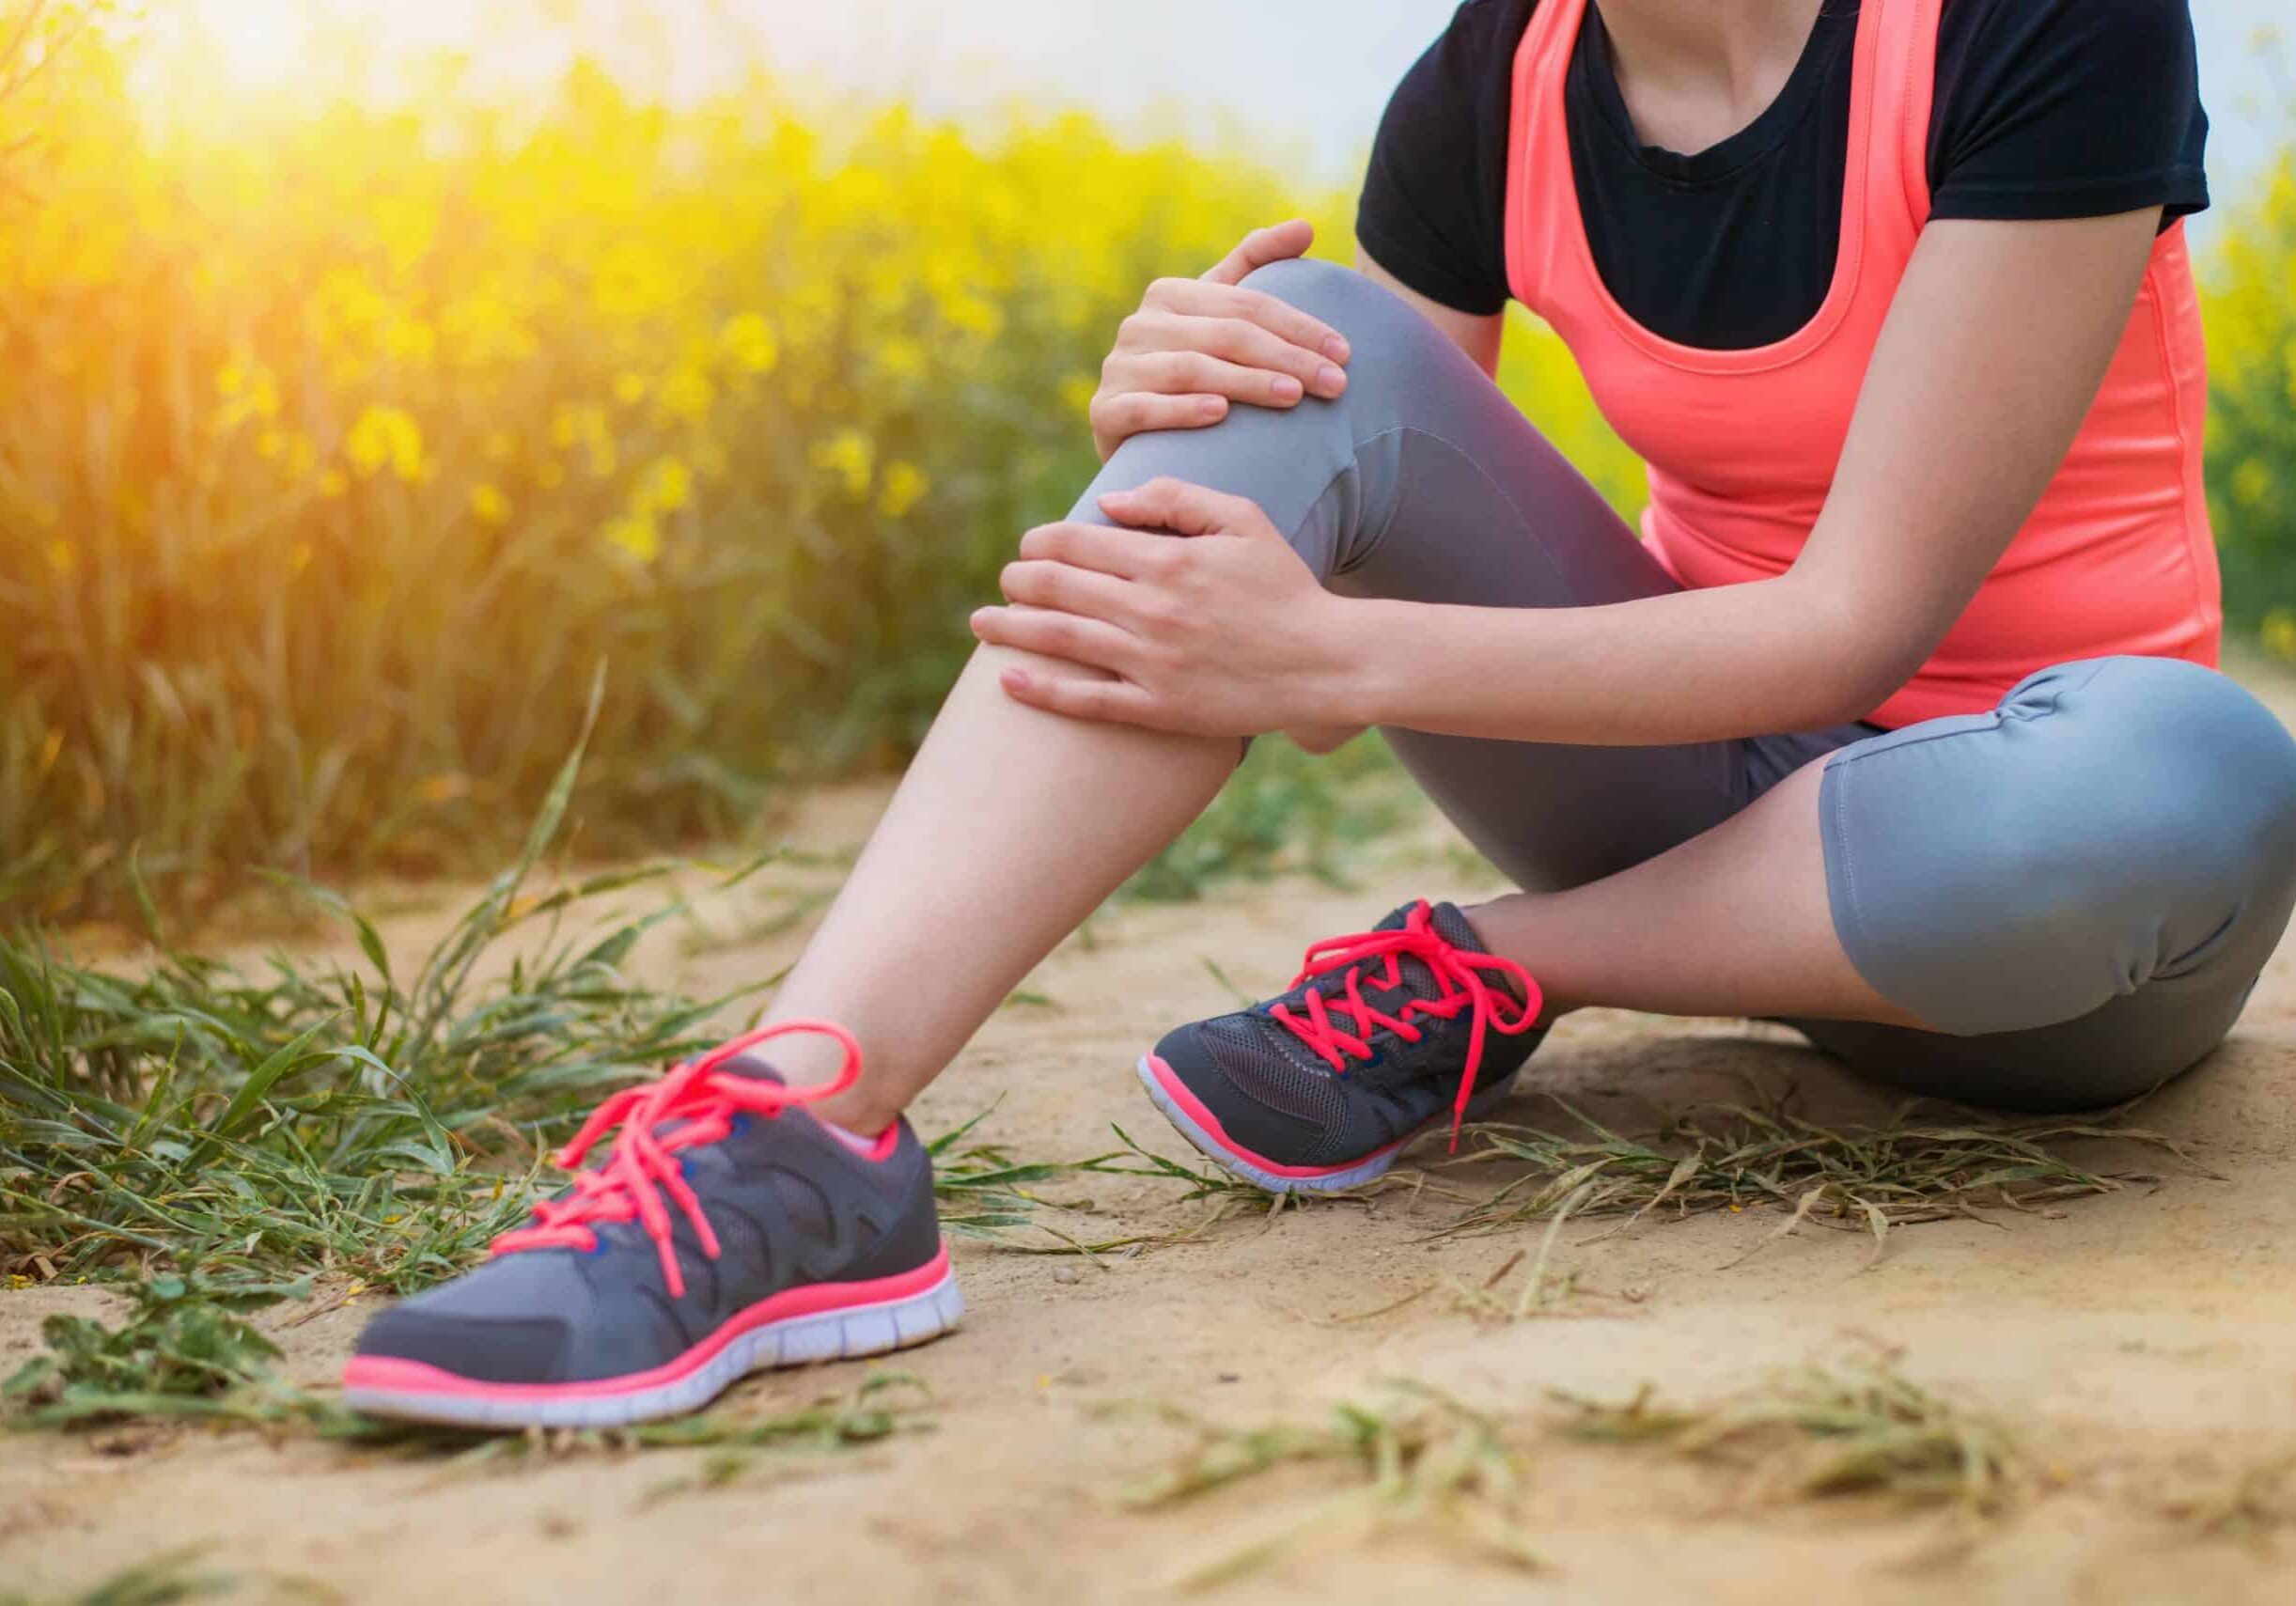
9 680 2296 1603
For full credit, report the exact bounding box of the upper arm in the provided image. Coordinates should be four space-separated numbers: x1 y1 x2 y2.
1792 209 2163 690
1353 0 1521 362
1358 244 1507 376
1929 0 2207 228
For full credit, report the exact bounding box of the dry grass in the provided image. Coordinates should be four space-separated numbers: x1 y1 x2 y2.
1550 1344 2027 1516
1442 1100 2206 1266
1114 1345 2037 1584
1117 1383 1543 1590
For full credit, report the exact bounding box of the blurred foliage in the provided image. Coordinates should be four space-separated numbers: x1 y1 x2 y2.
0 14 2284 919
2208 147 2296 647
0 18 1633 919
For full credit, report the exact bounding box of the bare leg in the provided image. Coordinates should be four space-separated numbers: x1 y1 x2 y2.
772 641 1234 1132
756 256 1925 1128
1462 762 1930 1029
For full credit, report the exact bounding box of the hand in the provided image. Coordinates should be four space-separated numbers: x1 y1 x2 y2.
971 478 1358 737
1088 221 1352 462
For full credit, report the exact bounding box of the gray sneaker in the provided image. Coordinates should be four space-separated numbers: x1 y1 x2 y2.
1139 900 1544 1193
341 1024 961 1429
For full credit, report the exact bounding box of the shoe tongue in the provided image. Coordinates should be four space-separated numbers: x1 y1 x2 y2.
1362 901 1488 998
718 1055 785 1085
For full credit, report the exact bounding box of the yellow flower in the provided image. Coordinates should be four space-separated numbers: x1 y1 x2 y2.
346 404 426 482
214 358 281 432
657 366 716 427
640 458 692 516
879 460 929 519
811 429 873 499
877 335 928 382
470 483 512 526
614 373 648 406
720 313 780 376
604 511 661 564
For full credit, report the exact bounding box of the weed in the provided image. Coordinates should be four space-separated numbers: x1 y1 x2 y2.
1444 1100 2202 1265
0 1546 246 1606
4 1268 305 1425
0 718 752 1289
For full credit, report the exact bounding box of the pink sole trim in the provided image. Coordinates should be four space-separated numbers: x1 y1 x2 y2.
1142 1054 1419 1180
342 1249 952 1404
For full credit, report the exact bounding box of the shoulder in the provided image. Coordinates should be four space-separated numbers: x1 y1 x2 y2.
1930 0 2206 222
1399 0 1538 113
1938 0 2197 81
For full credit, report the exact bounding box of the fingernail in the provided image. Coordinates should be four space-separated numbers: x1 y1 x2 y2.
1199 395 1226 419
1322 335 1351 363
1318 365 1347 394
1271 375 1303 402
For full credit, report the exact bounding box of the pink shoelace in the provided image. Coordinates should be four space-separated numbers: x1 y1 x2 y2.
490 1021 863 1299
1269 901 1542 1149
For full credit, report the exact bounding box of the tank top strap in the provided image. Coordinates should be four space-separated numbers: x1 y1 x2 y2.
1507 0 1944 339
1870 0 1943 252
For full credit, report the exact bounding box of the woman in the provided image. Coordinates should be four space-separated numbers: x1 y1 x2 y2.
343 0 2296 1427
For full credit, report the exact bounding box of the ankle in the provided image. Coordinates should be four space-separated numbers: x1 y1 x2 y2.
810 1090 902 1140
1456 897 1574 1024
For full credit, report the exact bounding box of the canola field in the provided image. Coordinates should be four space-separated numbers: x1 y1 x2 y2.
0 17 2288 918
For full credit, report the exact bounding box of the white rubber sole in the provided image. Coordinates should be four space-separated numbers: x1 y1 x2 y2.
342 1270 964 1430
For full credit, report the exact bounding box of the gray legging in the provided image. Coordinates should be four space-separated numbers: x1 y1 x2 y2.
1071 258 2296 1111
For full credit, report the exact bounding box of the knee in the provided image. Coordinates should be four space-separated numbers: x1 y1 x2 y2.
2029 658 2296 898
1237 257 1442 361
1825 657 2296 1036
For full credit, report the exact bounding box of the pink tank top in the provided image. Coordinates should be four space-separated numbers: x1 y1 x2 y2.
1503 0 2220 728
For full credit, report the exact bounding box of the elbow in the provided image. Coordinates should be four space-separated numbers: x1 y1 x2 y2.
1782 585 1930 729
1804 677 1901 730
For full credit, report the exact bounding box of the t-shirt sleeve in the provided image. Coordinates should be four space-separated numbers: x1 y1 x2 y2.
1929 0 2209 226
1354 0 1523 316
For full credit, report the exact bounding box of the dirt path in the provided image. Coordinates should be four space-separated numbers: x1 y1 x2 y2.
10 683 2296 1603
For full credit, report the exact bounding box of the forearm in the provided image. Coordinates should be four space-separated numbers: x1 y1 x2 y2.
1333 574 1896 746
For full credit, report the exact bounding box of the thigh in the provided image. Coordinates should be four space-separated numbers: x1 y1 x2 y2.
1796 656 2296 1110
1072 257 1745 891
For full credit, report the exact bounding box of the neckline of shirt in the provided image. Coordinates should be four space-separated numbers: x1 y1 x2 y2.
1578 1 1862 187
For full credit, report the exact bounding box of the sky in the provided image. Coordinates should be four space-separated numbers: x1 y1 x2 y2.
167 1 2289 209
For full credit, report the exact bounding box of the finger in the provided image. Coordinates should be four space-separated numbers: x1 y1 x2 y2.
1097 477 1272 538
1202 219 1314 288
1090 391 1229 446
970 604 1147 675
997 664 1166 728
1150 281 1351 367
1127 350 1309 409
1164 313 1347 398
1014 520 1171 578
998 558 1143 621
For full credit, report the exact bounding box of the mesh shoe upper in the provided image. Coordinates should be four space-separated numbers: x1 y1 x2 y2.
1152 900 1546 1170
354 1036 941 1386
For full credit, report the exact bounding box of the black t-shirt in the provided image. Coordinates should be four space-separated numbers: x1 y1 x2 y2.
1356 0 2210 350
